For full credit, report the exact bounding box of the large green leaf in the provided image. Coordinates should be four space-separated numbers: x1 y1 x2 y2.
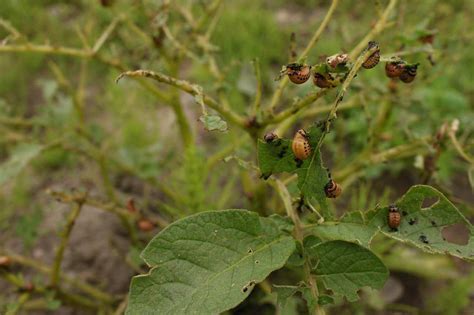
306 240 388 302
310 211 378 247
0 143 44 185
126 210 296 315
367 185 474 261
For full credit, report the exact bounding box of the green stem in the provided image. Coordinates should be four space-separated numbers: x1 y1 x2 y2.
50 201 84 287
267 0 340 114
274 180 325 315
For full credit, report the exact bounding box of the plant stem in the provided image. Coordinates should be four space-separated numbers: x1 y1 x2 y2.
267 0 340 114
348 0 398 60
274 180 325 315
50 200 84 287
1 252 115 303
116 69 247 128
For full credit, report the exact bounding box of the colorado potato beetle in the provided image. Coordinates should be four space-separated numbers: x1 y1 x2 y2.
292 129 311 160
286 63 311 84
400 64 419 83
388 204 401 229
263 132 278 143
313 72 336 89
362 41 380 69
324 178 342 198
385 61 405 78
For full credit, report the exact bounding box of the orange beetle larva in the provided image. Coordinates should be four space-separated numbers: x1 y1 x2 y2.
388 204 401 229
286 64 311 84
362 41 380 69
292 129 311 160
324 179 342 198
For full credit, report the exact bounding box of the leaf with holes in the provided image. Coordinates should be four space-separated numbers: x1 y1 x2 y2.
257 123 330 214
126 210 296 315
367 185 474 261
306 240 388 302
0 143 44 186
310 211 378 247
257 138 298 179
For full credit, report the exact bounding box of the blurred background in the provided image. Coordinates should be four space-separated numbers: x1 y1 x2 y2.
0 0 473 314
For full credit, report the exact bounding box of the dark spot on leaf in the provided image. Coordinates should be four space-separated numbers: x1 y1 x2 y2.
431 221 437 226
408 218 417 225
241 280 256 293
455 249 462 254
260 173 271 180
278 147 288 158
419 235 429 244
247 248 253 254
255 260 259 264
442 223 469 245
295 159 303 168
402 211 408 216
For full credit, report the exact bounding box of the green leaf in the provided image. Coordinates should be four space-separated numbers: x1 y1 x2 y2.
310 211 378 247
367 185 474 261
306 240 388 302
0 143 44 185
257 123 330 214
318 295 334 306
199 114 228 132
126 210 296 315
257 138 298 179
293 124 330 216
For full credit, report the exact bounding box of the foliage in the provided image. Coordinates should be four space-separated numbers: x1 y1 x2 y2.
0 0 473 314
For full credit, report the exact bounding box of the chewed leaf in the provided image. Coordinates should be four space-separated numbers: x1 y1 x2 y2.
294 123 330 217
306 240 388 302
367 185 474 261
310 211 378 247
199 114 228 132
126 210 295 315
257 138 299 179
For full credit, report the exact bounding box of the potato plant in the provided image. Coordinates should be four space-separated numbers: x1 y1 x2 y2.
0 0 473 314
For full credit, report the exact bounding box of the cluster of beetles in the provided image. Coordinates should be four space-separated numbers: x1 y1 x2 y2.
263 41 421 230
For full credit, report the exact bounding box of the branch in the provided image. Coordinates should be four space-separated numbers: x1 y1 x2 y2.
50 196 86 287
264 89 329 125
267 0 340 114
116 69 247 127
274 180 325 315
348 0 398 60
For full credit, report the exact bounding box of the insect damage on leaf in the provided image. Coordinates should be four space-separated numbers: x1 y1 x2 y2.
367 185 474 261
